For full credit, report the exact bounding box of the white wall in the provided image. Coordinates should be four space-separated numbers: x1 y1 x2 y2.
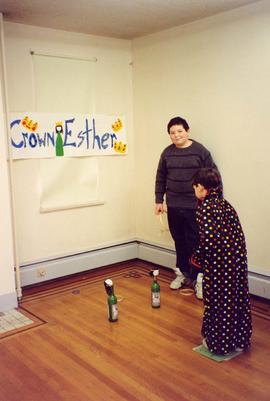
4 22 135 265
133 0 270 275
0 14 17 309
1 0 270 308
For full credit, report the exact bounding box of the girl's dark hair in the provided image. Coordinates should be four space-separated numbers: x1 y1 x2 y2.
167 116 189 133
192 168 222 190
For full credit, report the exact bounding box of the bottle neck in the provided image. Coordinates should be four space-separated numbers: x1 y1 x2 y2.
108 287 114 296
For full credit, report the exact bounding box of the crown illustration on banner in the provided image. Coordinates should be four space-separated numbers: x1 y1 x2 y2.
21 116 38 132
114 141 127 154
55 122 63 133
112 118 123 132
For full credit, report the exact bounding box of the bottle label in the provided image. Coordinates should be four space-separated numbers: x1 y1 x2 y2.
152 292 160 307
109 304 118 321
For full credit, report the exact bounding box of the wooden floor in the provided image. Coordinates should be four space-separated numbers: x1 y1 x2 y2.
0 260 270 401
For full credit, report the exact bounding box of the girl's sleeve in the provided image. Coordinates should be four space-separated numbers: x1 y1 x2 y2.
191 240 208 269
191 202 220 269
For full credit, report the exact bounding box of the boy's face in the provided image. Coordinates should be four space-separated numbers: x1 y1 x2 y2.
169 124 189 148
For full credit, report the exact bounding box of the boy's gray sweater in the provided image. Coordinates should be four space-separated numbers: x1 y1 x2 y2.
155 140 217 209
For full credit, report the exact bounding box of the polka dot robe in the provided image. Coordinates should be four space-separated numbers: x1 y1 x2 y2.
192 187 252 354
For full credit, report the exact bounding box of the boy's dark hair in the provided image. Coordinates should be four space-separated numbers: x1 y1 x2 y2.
192 168 222 190
167 116 189 133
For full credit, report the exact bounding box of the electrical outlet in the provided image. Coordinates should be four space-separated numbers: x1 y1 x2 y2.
37 268 46 277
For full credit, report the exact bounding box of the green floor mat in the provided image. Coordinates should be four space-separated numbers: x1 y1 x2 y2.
193 344 243 362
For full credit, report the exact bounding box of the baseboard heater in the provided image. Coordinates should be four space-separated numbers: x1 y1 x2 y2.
19 240 270 300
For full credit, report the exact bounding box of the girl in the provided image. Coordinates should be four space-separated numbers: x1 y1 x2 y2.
191 168 252 354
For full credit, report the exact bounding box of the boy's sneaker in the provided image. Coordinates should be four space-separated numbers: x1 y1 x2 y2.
195 273 203 300
170 272 185 290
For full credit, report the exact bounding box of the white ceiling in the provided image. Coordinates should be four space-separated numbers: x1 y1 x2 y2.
0 0 261 39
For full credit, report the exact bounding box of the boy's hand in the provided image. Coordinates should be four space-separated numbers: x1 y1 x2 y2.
155 203 164 215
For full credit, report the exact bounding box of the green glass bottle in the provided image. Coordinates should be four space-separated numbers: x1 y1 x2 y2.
104 279 118 322
151 269 160 308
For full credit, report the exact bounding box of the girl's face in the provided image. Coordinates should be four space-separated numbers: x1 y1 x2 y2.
193 184 208 200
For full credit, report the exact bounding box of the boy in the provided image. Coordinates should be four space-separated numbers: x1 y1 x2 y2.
155 116 218 297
